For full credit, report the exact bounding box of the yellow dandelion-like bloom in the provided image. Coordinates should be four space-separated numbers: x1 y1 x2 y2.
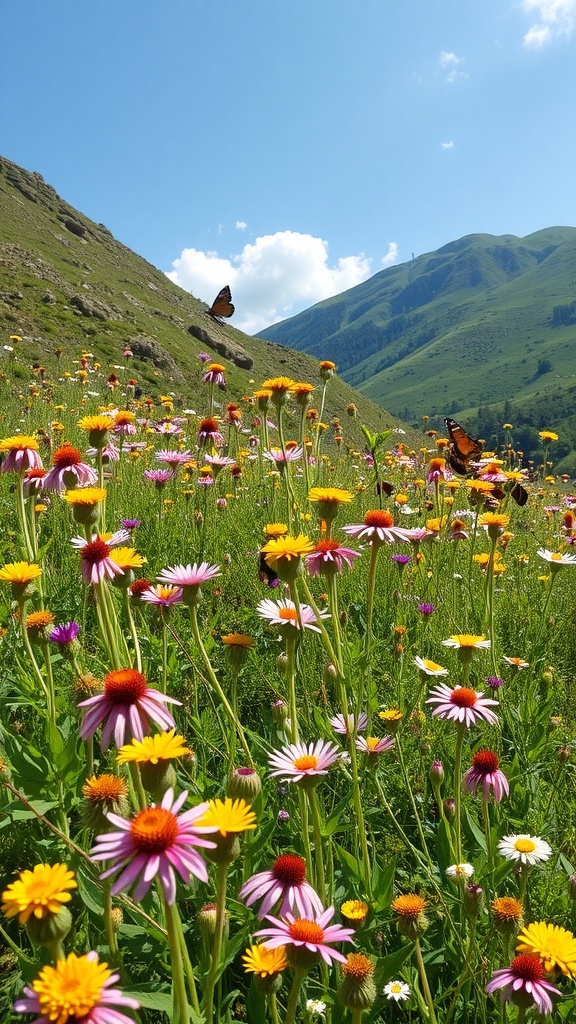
0 435 40 453
466 479 495 493
264 522 288 538
77 414 115 432
308 487 353 505
82 774 129 804
27 952 118 1019
261 377 297 396
516 921 576 977
341 899 369 923
478 512 510 531
116 730 191 765
261 535 315 567
391 894 427 919
221 633 255 649
1 864 77 924
242 944 288 977
539 430 558 442
0 561 42 585
25 610 55 630
110 547 146 569
379 708 403 723
62 487 107 507
197 798 257 837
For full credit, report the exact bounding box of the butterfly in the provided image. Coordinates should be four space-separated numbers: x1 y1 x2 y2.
206 285 235 325
445 418 483 475
258 551 279 587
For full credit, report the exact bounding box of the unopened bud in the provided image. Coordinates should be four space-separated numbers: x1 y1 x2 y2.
227 767 262 802
443 798 456 823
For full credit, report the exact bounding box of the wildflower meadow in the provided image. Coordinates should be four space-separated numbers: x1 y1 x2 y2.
0 346 575 1024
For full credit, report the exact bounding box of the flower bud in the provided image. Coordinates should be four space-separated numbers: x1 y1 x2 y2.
443 798 456 823
198 902 229 947
429 760 444 787
227 767 262 802
337 954 377 1010
26 905 72 950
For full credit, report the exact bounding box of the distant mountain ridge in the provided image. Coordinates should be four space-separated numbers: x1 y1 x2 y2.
258 228 576 467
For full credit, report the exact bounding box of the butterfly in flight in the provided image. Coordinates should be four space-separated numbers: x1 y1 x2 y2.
206 285 235 326
444 417 528 506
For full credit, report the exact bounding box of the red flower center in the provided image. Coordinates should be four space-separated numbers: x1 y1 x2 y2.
315 539 340 553
364 510 394 528
130 579 152 597
53 444 82 467
199 418 219 433
272 854 307 885
472 749 499 773
288 920 324 944
130 807 179 852
509 955 544 981
450 687 478 707
104 668 148 703
81 539 112 564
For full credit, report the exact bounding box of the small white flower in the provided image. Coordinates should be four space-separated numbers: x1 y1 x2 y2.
414 655 449 676
445 863 474 881
498 834 552 866
384 980 411 1001
306 999 327 1016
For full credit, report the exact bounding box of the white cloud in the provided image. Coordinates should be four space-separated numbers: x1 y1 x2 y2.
441 140 455 149
166 230 394 334
439 50 468 82
521 0 576 46
235 220 247 230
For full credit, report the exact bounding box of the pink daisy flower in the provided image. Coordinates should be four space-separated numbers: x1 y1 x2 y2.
143 468 175 487
91 788 216 904
306 539 360 576
426 683 499 727
202 364 226 385
268 739 341 785
71 531 130 585
155 449 193 469
263 446 303 464
13 951 140 1024
256 597 329 633
86 440 120 462
463 749 509 802
0 437 43 474
255 906 355 966
401 526 437 544
329 712 368 735
197 418 224 446
140 583 183 606
42 444 98 492
78 667 180 749
341 509 412 546
156 561 221 605
239 853 324 919
486 954 561 1015
355 735 395 755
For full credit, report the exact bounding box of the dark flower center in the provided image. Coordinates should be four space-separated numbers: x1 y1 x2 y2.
272 854 307 885
472 749 499 773
509 955 544 981
53 445 82 467
104 668 148 703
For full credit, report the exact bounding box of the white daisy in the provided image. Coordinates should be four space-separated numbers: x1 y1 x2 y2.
445 863 475 881
497 834 552 866
384 980 411 1001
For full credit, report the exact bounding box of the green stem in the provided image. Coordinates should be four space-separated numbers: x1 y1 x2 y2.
454 724 465 865
284 633 299 744
481 798 494 888
268 991 281 1024
414 937 438 1024
16 474 34 560
103 878 120 960
128 761 148 811
122 588 143 673
203 862 228 1024
361 542 380 730
165 899 191 1024
284 966 306 1024
306 787 326 905
174 909 201 1016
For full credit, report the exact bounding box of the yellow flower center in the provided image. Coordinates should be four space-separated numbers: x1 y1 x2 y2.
32 954 110 1022
293 755 319 771
515 838 536 854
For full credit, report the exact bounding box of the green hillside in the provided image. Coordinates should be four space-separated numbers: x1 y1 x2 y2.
258 229 576 469
0 155 407 447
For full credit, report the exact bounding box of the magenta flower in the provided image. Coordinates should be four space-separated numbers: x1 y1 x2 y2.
143 468 175 487
86 440 120 462
306 539 360 576
121 518 141 531
239 854 324 919
268 739 341 785
13 951 140 1024
486 955 561 1015
255 906 355 965
263 446 303 464
155 449 193 469
197 352 211 363
91 788 216 904
156 561 220 605
329 712 368 735
463 749 509 802
71 532 130 585
42 444 98 492
257 597 329 633
78 667 180 749
202 365 226 384
140 583 183 606
341 510 412 546
426 683 499 727
197 418 224 446
49 621 80 645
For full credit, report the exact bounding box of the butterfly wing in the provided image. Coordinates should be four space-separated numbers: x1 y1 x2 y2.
445 418 483 475
207 286 235 322
510 481 529 507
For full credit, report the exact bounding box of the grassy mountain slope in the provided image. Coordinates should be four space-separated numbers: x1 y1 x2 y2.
0 156 407 447
258 229 576 467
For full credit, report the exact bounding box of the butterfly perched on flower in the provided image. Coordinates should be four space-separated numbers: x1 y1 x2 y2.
445 418 483 475
206 286 235 325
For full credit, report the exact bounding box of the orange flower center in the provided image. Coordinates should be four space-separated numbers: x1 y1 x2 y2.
293 755 319 771
81 539 112 564
199 418 219 432
509 954 544 981
392 894 427 918
82 774 128 803
130 807 179 852
514 838 536 853
316 539 341 553
492 896 523 922
342 953 374 979
364 510 394 528
53 445 82 467
272 854 307 885
450 687 478 707
104 668 148 703
278 607 298 622
288 920 324 944
472 749 499 772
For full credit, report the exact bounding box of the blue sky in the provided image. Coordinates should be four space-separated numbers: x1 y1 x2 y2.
3 0 576 333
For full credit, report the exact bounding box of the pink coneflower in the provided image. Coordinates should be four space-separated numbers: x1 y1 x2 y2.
197 418 224 446
71 533 129 585
463 749 509 802
155 449 193 470
0 436 43 474
486 954 561 1015
256 597 329 633
78 668 180 749
254 906 355 966
23 468 46 495
267 739 341 785
427 458 452 484
477 462 509 483
399 526 436 544
426 683 499 727
355 735 395 755
329 712 368 735
156 561 221 605
91 788 216 904
202 363 226 385
306 539 360 576
140 584 183 606
204 454 237 473
86 441 120 462
341 510 412 546
197 352 211 363
263 446 303 465
143 468 175 488
239 854 324 919
155 421 183 436
42 444 98 492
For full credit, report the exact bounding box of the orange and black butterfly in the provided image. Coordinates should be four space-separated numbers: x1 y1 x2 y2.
445 418 483 476
206 285 235 325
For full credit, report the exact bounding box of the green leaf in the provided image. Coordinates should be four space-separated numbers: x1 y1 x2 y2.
123 988 172 1012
